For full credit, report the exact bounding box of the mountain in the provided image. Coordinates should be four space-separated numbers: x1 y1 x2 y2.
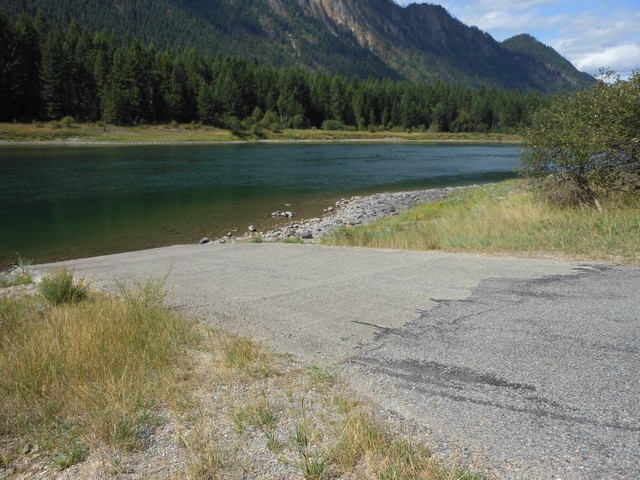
501 34 595 89
0 0 594 91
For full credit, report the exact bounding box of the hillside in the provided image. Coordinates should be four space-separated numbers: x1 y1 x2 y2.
502 34 596 89
0 0 593 91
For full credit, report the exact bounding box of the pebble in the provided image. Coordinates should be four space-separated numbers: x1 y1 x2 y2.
210 186 473 245
254 186 468 243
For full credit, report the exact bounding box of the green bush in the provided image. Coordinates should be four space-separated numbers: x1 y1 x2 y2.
60 116 75 128
321 119 345 131
521 70 640 206
39 269 89 305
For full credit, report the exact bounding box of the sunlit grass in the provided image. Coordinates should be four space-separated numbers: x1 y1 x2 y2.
0 122 239 143
0 122 520 144
2 278 485 478
0 279 195 465
323 180 640 264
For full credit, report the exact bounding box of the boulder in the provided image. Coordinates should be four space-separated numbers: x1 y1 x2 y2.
200 237 211 244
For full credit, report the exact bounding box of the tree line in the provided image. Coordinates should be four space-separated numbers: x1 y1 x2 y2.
1 11 545 132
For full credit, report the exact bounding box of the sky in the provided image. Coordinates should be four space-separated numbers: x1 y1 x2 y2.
397 0 640 78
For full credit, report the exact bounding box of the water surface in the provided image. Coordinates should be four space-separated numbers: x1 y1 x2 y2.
0 143 519 267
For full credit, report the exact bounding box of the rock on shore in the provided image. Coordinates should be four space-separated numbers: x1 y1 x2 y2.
220 186 472 244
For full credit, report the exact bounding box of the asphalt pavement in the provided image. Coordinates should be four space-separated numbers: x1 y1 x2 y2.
38 243 640 478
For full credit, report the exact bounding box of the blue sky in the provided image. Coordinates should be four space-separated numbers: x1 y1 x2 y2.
397 1 640 78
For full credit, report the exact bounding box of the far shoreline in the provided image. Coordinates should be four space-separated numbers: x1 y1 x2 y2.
0 122 521 146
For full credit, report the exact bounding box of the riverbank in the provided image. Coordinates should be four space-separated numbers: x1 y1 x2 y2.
221 186 469 244
322 180 640 264
0 122 520 144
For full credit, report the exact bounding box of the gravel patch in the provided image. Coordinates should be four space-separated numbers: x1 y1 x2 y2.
211 186 471 244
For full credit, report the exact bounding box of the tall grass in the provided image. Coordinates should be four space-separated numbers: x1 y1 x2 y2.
0 280 195 463
323 180 640 263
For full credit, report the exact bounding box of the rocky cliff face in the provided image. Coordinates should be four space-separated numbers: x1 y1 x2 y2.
0 0 593 91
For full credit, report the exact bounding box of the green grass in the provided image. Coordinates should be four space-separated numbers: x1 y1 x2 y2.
0 122 520 144
322 180 640 264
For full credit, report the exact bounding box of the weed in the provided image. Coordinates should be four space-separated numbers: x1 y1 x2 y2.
308 364 341 386
233 395 276 432
282 237 305 244
52 440 88 469
265 427 283 453
0 255 33 288
223 335 272 378
232 410 247 433
293 421 331 480
332 394 360 414
253 404 276 429
300 453 330 480
39 268 88 305
188 443 225 480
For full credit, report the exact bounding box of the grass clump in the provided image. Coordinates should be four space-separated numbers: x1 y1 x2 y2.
0 279 196 467
39 268 89 305
222 334 272 378
322 180 640 263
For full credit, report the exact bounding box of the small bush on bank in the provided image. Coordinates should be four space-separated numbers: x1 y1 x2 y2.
39 268 89 305
60 116 75 128
321 119 345 130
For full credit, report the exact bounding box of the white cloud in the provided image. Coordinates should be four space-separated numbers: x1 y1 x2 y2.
399 1 640 77
573 43 640 76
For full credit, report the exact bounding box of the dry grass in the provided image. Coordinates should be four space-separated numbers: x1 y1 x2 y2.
323 180 640 264
1 278 484 478
179 333 484 480
268 128 520 143
0 278 195 467
0 122 239 143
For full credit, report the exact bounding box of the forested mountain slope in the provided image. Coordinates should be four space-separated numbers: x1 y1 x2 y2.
0 0 593 91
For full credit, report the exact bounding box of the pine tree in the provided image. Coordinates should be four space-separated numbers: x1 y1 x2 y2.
40 26 71 118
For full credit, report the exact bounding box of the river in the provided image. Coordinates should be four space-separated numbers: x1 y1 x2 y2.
0 143 519 268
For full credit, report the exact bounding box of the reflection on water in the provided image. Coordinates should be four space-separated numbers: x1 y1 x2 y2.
0 143 519 267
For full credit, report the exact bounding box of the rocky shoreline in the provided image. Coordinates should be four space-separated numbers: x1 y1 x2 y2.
207 185 472 245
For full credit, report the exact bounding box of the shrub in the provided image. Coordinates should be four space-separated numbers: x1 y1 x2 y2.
520 70 640 207
60 116 75 128
321 119 344 131
39 268 89 305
